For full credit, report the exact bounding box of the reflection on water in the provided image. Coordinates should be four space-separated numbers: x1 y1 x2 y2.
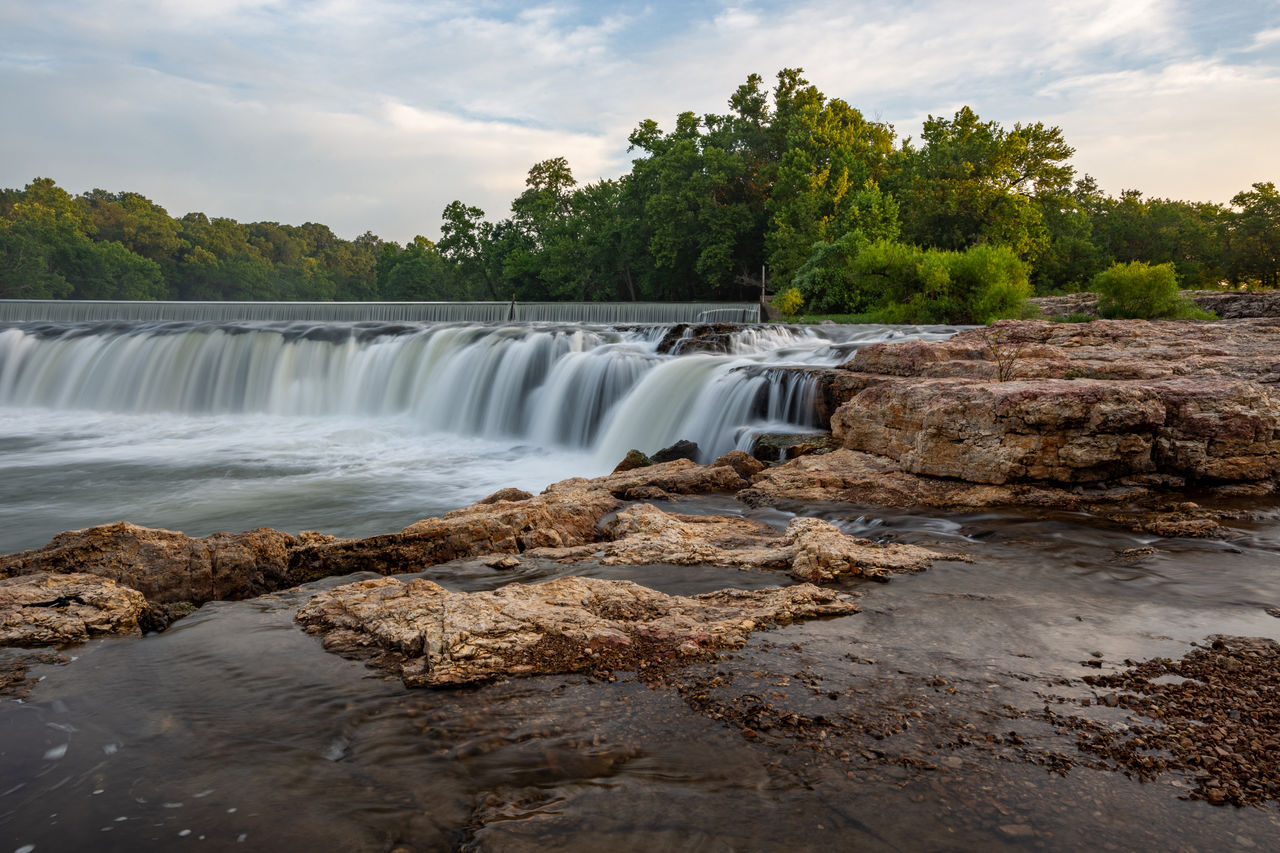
4 506 1280 851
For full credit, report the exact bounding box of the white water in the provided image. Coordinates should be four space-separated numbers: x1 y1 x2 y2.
0 320 958 552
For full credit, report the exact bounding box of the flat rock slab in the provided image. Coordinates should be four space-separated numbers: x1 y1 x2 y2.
0 572 147 645
296 575 858 687
530 503 958 582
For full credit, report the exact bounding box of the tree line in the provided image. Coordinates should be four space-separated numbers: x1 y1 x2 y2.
2 69 1276 314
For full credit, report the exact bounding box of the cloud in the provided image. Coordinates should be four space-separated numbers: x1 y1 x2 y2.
0 0 1275 241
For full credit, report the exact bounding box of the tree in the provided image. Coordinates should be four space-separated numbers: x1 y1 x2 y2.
1229 182 1280 288
438 201 499 299
888 107 1075 260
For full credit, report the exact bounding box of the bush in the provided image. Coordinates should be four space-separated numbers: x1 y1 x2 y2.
1091 262 1213 320
792 236 1034 324
791 230 872 313
771 286 804 316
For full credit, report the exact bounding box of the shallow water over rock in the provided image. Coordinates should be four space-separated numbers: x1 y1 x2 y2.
5 503 1280 851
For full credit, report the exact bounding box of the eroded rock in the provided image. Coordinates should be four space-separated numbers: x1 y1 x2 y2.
295 575 858 686
829 320 1280 486
0 573 147 645
541 503 956 582
0 522 300 605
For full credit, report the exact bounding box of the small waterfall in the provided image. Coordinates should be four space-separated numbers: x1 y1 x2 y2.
0 300 761 324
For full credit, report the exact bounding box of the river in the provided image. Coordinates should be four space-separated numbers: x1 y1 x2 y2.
2 319 1278 851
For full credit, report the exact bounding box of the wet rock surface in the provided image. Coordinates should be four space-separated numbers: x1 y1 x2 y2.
749 431 839 462
296 575 858 686
0 523 301 605
530 502 958 582
0 572 147 645
1052 636 1280 807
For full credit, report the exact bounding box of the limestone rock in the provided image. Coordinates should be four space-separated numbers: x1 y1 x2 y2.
739 449 1088 509
0 572 147 645
544 457 748 501
291 487 622 578
612 449 653 473
712 450 767 479
0 522 300 605
829 320 1280 485
750 432 840 463
295 575 858 686
476 488 535 505
532 503 957 582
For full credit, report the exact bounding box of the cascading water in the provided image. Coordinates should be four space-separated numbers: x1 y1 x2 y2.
0 319 959 552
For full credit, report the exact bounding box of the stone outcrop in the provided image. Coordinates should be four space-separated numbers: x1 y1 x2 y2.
0 457 762 638
739 449 1091 509
651 439 700 464
295 575 858 687
292 458 753 577
530 503 955 582
828 320 1280 486
0 573 147 644
0 522 303 605
1032 290 1280 321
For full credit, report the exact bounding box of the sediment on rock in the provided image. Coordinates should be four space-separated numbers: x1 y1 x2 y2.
1055 635 1280 807
295 575 858 687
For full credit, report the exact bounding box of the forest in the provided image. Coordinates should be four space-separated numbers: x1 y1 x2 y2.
2 69 1277 321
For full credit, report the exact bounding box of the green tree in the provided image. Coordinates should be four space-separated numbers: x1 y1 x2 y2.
1229 182 1280 288
888 107 1074 260
438 201 500 299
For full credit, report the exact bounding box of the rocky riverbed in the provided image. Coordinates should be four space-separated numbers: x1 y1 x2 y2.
3 315 1280 850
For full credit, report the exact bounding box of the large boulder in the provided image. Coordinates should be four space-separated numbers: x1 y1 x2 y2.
828 320 1280 485
296 575 858 687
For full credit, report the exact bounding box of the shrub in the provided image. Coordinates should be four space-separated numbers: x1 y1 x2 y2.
771 286 804 316
1091 262 1213 320
791 230 871 313
792 236 1033 324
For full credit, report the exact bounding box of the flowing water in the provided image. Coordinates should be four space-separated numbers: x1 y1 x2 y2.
3 317 1280 851
0 320 955 554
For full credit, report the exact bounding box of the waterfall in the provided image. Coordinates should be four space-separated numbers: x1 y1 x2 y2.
0 318 964 551
0 321 826 459
0 319 962 464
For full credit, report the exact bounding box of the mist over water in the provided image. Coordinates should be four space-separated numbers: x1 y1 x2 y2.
0 320 957 552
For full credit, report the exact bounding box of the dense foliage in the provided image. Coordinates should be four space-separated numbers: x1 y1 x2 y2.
1091 261 1212 320
2 70 1276 309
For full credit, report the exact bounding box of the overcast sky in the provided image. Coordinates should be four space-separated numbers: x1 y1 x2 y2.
2 0 1277 243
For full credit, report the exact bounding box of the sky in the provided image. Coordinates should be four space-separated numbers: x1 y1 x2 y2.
2 0 1277 244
